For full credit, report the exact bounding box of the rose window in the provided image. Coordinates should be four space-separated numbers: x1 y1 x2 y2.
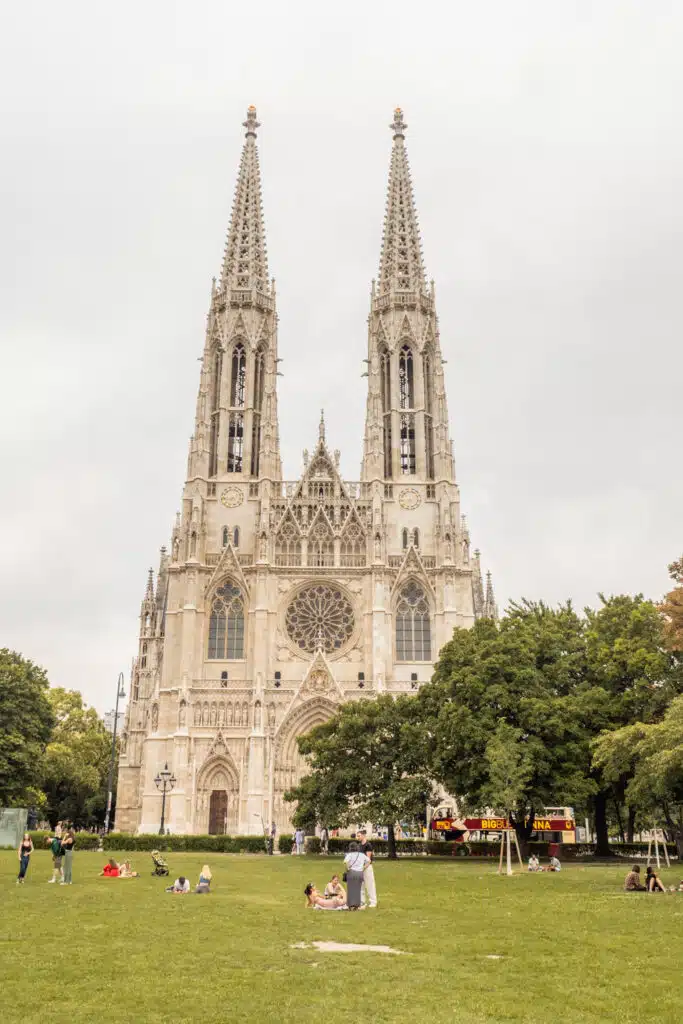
285 584 355 654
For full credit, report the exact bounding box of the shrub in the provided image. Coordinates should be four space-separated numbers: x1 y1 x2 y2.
102 833 267 854
305 836 321 854
28 831 101 851
279 833 294 854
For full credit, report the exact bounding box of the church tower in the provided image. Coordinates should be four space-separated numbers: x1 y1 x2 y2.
116 108 494 836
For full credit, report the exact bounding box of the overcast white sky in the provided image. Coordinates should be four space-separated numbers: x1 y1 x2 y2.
1 2 682 713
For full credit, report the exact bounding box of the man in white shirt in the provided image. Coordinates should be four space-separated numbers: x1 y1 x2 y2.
295 828 305 855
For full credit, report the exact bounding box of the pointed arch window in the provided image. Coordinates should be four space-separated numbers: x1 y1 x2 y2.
413 528 420 548
209 348 223 477
399 345 414 409
233 526 240 548
423 348 435 480
379 346 392 479
275 519 302 566
222 527 229 547
400 414 416 474
208 581 245 659
396 581 431 662
402 527 409 550
227 413 244 472
250 345 265 477
340 521 366 567
309 518 335 567
230 344 246 408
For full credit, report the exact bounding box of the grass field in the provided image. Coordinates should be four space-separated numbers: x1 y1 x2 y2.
2 851 683 1024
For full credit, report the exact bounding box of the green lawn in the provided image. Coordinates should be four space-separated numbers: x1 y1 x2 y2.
2 851 682 1023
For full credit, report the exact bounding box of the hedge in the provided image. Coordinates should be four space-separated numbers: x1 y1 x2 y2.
23 831 677 858
103 833 267 853
28 831 101 851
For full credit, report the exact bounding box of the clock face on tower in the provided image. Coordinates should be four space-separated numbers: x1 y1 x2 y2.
220 487 244 509
398 487 421 510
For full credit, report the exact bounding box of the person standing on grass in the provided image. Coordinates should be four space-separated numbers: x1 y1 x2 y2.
61 829 75 885
47 832 64 883
295 828 305 855
17 833 34 884
343 842 370 910
358 830 377 908
320 826 329 856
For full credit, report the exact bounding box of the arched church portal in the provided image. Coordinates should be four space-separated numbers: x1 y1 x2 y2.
272 697 337 831
195 756 239 835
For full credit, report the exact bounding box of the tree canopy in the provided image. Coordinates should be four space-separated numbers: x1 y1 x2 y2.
40 688 113 827
593 694 683 855
418 603 592 850
285 694 433 857
0 649 54 805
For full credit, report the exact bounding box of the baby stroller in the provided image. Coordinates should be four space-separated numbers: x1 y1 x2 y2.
151 850 169 876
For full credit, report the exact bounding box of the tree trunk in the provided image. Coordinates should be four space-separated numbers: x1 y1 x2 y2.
387 823 397 860
627 806 636 844
594 790 612 856
613 799 625 843
512 807 535 860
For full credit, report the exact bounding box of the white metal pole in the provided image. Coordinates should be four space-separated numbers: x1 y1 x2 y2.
655 830 661 870
498 833 505 874
506 829 513 876
661 829 671 868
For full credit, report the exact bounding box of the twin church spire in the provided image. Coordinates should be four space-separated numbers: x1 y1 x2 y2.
190 106 455 495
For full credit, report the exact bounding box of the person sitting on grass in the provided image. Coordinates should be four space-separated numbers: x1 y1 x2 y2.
304 882 346 909
195 865 212 893
624 865 647 891
324 874 346 901
645 866 666 892
119 861 139 878
167 876 190 894
528 854 540 872
545 856 561 872
100 859 120 877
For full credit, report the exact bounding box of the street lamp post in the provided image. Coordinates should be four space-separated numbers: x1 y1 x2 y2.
154 764 176 835
103 672 126 834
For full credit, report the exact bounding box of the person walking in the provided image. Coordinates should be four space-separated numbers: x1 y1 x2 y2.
358 830 378 908
320 826 329 856
343 842 370 910
17 832 34 884
61 829 75 885
47 832 64 883
295 828 305 856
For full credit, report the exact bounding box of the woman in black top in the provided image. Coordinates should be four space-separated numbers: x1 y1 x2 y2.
61 830 75 885
17 833 34 884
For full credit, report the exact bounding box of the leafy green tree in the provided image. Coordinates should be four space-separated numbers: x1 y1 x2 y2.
40 688 113 827
0 649 54 805
593 694 683 856
420 604 593 854
579 594 683 853
285 695 433 858
481 722 533 818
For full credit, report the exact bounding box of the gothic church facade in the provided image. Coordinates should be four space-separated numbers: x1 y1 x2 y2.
116 107 496 835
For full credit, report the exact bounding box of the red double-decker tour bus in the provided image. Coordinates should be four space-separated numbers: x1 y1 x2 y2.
429 807 576 845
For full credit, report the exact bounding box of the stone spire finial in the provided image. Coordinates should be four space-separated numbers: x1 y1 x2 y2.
378 106 426 295
145 567 154 600
242 104 261 137
484 570 499 621
220 105 269 292
319 409 326 444
390 106 407 138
